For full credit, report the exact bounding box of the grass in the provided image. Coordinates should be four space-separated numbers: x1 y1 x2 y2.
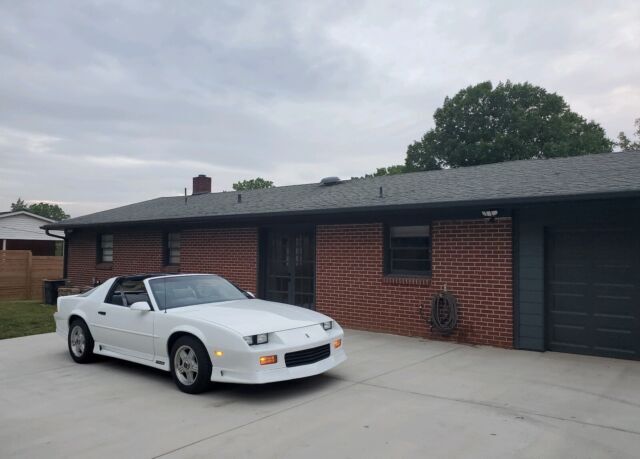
0 300 56 340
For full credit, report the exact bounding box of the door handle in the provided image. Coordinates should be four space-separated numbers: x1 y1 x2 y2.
98 311 106 316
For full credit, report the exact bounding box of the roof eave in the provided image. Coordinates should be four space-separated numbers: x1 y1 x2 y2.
43 189 640 231
1 210 56 223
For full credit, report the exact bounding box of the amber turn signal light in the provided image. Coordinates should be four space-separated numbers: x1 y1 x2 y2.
333 339 342 349
259 355 277 365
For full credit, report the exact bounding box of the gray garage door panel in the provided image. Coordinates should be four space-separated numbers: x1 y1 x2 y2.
547 228 639 359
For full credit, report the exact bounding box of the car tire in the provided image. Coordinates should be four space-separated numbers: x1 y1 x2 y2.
170 336 212 394
68 319 95 363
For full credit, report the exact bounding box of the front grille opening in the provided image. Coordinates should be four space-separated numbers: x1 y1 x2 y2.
285 344 330 368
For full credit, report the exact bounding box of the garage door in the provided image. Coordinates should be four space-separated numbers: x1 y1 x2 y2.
546 227 639 359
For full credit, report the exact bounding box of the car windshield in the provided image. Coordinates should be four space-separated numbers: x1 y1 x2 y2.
149 275 247 310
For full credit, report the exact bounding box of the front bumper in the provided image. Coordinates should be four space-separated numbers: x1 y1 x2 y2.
209 325 347 384
211 347 346 384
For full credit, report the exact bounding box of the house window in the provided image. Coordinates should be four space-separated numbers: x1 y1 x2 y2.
166 232 180 265
98 234 113 263
386 225 431 275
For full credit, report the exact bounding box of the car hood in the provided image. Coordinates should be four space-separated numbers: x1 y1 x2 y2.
167 299 332 335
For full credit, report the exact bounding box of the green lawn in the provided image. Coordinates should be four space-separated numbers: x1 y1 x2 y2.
0 300 56 340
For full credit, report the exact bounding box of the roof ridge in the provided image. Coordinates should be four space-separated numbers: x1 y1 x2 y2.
330 150 635 184
46 150 640 229
144 151 638 200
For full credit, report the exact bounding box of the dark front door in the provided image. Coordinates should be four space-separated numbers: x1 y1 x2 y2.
546 227 640 359
264 228 315 309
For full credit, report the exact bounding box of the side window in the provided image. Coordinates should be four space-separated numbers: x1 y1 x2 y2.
150 278 166 310
385 225 431 275
97 234 113 263
106 279 150 307
165 232 180 265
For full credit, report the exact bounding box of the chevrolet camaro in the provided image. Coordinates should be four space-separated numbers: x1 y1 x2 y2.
54 273 346 393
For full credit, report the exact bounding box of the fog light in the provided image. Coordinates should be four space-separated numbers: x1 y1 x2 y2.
214 350 224 357
259 355 277 365
333 339 342 349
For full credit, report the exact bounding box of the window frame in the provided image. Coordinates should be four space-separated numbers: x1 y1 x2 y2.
384 223 432 276
104 277 152 308
97 233 114 264
164 231 181 266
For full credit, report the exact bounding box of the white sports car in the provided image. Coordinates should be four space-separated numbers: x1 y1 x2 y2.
54 273 346 393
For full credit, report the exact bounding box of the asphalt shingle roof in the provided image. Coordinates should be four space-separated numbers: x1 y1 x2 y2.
46 151 640 229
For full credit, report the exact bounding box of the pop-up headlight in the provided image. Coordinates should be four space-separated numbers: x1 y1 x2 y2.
244 333 269 345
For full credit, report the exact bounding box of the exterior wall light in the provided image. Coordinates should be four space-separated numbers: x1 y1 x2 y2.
481 209 498 222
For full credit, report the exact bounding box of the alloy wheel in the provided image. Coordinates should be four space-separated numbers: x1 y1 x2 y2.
70 325 86 357
174 345 199 386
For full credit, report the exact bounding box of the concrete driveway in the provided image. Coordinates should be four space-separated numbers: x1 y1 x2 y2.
1 330 639 458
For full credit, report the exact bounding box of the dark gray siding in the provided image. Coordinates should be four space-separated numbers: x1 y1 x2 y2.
515 198 640 351
516 209 545 350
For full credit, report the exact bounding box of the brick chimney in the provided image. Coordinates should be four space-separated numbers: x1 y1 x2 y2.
192 174 212 195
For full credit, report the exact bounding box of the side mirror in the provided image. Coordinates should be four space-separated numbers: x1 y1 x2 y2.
245 291 256 299
130 301 151 312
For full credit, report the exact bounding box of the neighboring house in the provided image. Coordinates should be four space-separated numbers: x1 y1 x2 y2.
0 211 64 255
45 151 640 360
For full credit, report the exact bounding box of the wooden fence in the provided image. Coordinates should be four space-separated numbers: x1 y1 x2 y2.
0 251 63 301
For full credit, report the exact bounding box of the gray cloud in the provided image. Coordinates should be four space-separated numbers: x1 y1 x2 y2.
1 0 638 216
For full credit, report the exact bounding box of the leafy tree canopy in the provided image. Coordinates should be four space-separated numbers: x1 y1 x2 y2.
232 177 274 191
617 118 640 151
10 198 27 212
10 198 70 221
363 164 406 178
404 81 614 171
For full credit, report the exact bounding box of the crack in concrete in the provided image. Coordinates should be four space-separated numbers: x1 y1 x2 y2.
152 380 360 458
152 346 462 458
324 347 640 437
357 380 640 437
525 379 640 409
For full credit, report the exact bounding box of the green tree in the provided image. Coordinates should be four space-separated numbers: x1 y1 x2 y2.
10 197 27 212
10 198 70 220
405 81 614 171
405 140 441 171
364 164 406 178
617 118 640 151
232 177 274 191
27 203 70 221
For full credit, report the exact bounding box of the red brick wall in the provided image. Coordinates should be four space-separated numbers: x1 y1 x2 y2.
66 220 512 347
67 227 258 292
67 230 165 286
180 228 258 293
316 219 513 348
66 232 97 286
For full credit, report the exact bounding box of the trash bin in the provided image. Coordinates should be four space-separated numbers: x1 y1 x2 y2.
43 279 67 305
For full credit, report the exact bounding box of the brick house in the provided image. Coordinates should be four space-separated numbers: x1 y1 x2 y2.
45 152 640 359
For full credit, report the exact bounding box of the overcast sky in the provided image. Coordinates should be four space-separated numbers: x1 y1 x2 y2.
1 1 639 217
